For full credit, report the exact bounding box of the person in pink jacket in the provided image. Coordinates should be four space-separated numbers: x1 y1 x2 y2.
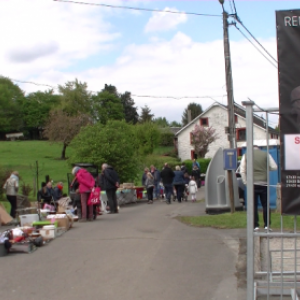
72 166 95 222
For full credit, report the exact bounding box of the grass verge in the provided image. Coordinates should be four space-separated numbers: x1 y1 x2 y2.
178 211 300 231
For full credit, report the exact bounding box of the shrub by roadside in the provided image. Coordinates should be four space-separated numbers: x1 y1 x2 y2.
183 158 211 174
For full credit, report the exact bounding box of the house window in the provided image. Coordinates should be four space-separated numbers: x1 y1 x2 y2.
190 132 193 145
236 128 246 141
191 150 197 160
235 115 238 123
200 118 209 127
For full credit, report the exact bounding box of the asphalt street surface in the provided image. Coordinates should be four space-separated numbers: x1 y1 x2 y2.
1 190 246 300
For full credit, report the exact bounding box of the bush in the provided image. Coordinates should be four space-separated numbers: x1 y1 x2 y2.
183 158 211 174
21 181 33 197
0 166 14 201
70 120 140 183
159 130 174 146
143 155 180 171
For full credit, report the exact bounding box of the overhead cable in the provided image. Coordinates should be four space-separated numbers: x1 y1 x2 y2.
234 24 278 69
232 15 278 64
53 0 221 17
10 77 226 100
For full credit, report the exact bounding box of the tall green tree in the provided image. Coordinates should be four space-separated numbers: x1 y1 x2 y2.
58 79 92 116
181 102 203 126
21 90 61 138
0 76 24 132
169 120 182 127
153 117 169 127
139 105 154 123
134 121 161 156
70 120 139 182
102 84 118 96
102 84 139 124
91 91 124 125
120 91 139 124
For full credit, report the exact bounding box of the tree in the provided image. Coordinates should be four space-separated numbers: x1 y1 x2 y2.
43 110 91 159
70 120 139 183
139 105 154 123
21 90 61 139
153 117 169 127
181 102 203 126
0 76 24 132
169 120 182 127
120 91 139 124
91 91 124 125
102 84 139 124
102 83 118 96
58 79 92 116
134 121 161 155
191 124 218 158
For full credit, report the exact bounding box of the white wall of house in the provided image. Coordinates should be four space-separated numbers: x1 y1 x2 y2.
177 103 277 161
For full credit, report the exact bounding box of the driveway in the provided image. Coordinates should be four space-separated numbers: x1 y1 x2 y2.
0 188 246 300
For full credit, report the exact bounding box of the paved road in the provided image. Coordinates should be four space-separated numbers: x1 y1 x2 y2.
1 189 246 300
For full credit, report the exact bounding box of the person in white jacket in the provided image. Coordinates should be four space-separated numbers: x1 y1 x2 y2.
240 146 277 231
188 176 198 202
3 171 19 220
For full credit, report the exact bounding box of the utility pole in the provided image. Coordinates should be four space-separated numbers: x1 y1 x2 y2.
219 0 236 213
219 0 236 149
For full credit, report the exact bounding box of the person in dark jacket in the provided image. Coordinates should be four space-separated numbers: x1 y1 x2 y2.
173 166 185 202
160 163 175 204
141 167 149 186
53 182 63 201
150 165 160 199
101 163 120 214
191 165 201 188
180 163 188 175
37 181 54 208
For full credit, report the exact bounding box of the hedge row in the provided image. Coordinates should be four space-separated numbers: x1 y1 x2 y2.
183 158 211 174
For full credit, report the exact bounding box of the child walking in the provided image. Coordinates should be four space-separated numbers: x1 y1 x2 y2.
188 176 198 202
145 172 154 204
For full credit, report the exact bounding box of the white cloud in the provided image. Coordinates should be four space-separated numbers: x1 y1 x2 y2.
82 33 278 125
145 7 187 33
0 0 121 80
0 1 279 127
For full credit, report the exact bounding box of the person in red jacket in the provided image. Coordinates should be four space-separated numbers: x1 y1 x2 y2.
72 166 95 222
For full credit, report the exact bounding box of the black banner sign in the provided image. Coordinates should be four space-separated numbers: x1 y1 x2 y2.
277 10 300 214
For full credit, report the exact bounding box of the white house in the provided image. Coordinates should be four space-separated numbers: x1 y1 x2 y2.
175 102 279 160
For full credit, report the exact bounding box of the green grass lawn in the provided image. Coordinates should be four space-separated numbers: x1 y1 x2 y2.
178 212 300 231
0 141 177 200
0 141 73 199
152 146 174 155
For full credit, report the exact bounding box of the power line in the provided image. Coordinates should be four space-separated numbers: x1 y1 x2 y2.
10 77 226 100
232 15 278 64
231 0 237 15
233 24 278 69
53 0 221 17
131 95 226 101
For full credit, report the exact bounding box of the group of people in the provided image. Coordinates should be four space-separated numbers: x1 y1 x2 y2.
70 163 120 222
142 159 201 204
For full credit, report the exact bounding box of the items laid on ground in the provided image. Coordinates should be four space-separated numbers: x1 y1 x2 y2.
0 183 147 257
0 208 76 257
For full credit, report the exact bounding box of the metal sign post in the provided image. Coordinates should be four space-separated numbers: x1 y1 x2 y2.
242 100 254 300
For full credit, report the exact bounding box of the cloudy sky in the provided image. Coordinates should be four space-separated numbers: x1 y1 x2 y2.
1 0 298 127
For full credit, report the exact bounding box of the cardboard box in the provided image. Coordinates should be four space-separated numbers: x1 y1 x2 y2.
57 205 65 213
39 228 57 240
0 203 13 225
19 214 39 227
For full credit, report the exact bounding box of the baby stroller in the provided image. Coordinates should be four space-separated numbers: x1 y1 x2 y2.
182 184 189 202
